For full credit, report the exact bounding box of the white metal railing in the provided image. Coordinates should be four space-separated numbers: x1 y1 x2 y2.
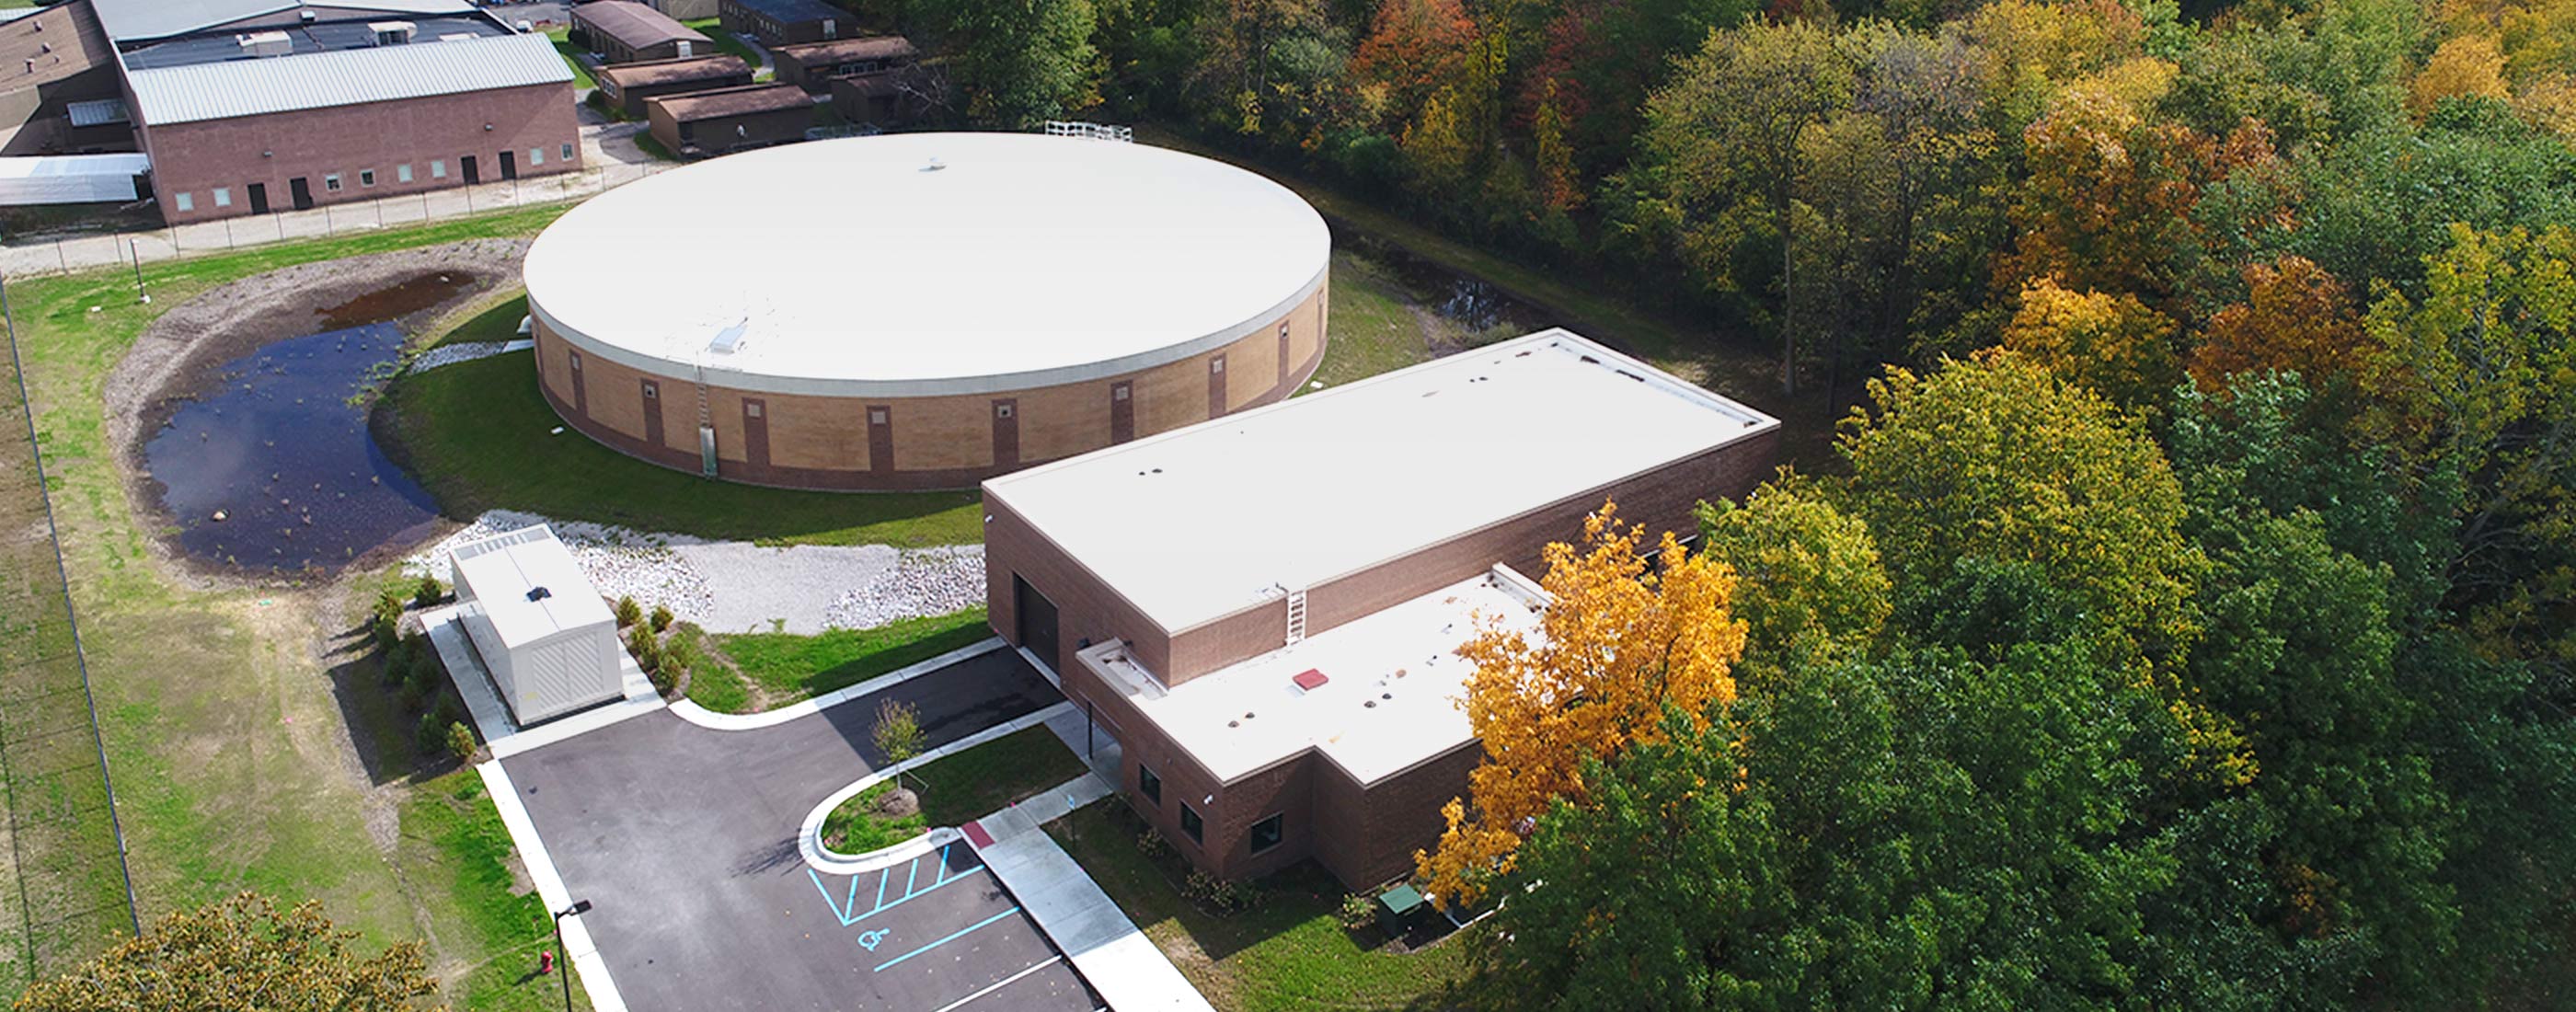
1042 121 1133 143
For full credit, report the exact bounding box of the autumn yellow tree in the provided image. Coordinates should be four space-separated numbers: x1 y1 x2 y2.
2002 275 2183 410
2410 33 2511 114
1416 501 1746 911
1695 478 1890 690
2189 255 2368 390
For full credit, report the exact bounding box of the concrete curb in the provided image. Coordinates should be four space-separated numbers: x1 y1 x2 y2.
479 760 628 1012
798 700 1075 876
669 636 1008 731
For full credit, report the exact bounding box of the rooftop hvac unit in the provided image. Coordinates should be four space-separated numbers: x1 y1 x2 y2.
236 30 293 58
369 20 417 45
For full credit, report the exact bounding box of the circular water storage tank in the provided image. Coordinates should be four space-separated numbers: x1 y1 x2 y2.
520 132 1333 490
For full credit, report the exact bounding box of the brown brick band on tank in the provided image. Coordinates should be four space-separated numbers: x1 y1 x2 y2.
530 280 1328 491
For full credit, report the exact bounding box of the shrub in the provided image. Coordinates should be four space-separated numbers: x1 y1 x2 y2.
383 638 415 684
396 682 427 714
445 721 478 764
370 591 404 650
433 694 465 730
614 595 642 628
405 653 439 696
1339 892 1378 932
872 698 924 764
627 626 661 672
1136 828 1171 861
1182 870 1259 914
412 574 444 608
649 604 673 633
414 711 443 752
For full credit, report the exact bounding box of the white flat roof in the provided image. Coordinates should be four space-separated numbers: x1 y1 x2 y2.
450 526 613 648
988 328 1778 635
1083 567 1545 785
522 133 1331 397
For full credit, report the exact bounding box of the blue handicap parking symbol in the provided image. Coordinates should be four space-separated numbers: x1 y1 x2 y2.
857 928 889 951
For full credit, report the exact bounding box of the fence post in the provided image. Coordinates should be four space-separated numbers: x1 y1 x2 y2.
324 204 333 235
53 241 64 273
374 198 384 227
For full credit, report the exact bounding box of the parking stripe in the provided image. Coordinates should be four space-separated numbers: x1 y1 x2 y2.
928 954 1066 1012
872 906 1023 972
808 866 988 926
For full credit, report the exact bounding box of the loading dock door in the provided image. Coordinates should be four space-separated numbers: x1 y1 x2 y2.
288 177 313 210
1014 576 1059 674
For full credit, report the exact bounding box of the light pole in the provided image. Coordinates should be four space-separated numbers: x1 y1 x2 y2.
550 899 592 1011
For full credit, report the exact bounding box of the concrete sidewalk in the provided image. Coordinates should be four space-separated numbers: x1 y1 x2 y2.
972 779 1215 1012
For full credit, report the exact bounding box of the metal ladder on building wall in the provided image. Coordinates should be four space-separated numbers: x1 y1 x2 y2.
1284 587 1308 645
692 362 718 477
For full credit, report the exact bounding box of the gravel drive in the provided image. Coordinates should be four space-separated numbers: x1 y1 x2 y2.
404 509 984 634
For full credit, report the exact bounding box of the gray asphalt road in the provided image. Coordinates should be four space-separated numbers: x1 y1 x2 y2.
500 649 1094 1011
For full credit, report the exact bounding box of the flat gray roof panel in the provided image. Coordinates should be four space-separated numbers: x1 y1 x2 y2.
125 32 572 124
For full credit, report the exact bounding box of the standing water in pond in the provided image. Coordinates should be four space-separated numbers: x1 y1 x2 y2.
145 321 438 574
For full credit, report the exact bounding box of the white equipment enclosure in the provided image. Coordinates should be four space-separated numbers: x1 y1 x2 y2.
449 525 622 724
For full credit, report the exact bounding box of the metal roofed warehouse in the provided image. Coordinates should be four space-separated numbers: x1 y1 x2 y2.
520 132 1333 490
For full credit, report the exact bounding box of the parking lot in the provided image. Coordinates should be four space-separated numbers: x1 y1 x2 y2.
498 648 1088 1010
803 844 1096 1010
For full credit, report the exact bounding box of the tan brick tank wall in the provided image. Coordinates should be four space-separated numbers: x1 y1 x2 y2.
532 278 1328 490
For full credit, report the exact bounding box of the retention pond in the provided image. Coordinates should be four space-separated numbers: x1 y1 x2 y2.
141 270 481 576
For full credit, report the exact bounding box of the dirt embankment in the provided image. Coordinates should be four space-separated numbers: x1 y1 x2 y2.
105 238 529 590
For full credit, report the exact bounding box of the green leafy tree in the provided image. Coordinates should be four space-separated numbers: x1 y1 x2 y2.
914 0 1100 127
17 892 442 1011
1631 18 1856 394
873 697 925 765
1695 479 1891 690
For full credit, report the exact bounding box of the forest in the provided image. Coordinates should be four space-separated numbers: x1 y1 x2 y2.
857 0 2576 1006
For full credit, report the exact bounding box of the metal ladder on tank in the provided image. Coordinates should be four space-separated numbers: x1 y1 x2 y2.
692 361 717 477
1283 586 1308 645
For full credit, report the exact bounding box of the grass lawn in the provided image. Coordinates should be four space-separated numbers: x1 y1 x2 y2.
0 205 593 998
380 351 983 548
1049 804 1473 1011
822 725 1086 854
632 132 684 163
1308 249 1476 392
542 28 597 90
681 18 770 78
427 293 528 350
692 607 991 713
396 770 594 1010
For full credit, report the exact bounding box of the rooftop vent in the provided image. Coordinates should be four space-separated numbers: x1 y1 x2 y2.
709 320 749 354
524 586 552 603
1292 669 1328 691
236 30 293 57
370 20 416 45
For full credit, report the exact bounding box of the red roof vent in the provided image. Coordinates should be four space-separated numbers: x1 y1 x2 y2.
1292 669 1328 691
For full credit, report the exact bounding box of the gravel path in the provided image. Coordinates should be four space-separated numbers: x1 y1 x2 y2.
404 509 984 635
407 339 532 374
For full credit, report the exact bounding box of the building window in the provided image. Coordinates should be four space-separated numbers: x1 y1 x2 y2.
529 146 544 167
745 402 763 419
1138 765 1161 805
643 383 658 399
173 191 193 213
1211 358 1225 374
397 164 413 183
995 403 1013 419
431 159 447 178
1112 384 1130 402
868 408 888 425
359 168 375 187
324 174 342 192
569 350 581 371
1249 813 1283 855
562 143 575 162
1179 801 1203 844
212 187 231 207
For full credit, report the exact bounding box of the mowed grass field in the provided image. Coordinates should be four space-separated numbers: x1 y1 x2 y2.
4 205 595 1006
0 320 132 994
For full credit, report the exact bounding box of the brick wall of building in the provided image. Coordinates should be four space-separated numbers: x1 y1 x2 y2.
533 278 1327 489
141 80 579 224
646 102 810 156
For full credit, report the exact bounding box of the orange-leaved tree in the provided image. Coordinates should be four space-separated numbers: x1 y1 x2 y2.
2002 275 2183 411
2189 255 2368 391
1415 501 1746 911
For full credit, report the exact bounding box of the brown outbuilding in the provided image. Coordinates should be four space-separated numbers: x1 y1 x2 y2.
593 54 753 118
718 0 845 45
769 35 913 91
642 82 811 157
569 1 714 64
982 329 1781 891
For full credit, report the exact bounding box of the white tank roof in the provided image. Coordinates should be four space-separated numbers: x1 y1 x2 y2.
523 132 1331 397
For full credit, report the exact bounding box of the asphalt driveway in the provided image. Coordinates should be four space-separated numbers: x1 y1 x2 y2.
499 648 1093 1010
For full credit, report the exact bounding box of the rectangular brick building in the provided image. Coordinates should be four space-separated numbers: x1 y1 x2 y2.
770 35 913 91
719 0 845 46
645 82 811 157
983 328 1781 889
594 54 753 118
569 1 713 64
91 0 579 224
